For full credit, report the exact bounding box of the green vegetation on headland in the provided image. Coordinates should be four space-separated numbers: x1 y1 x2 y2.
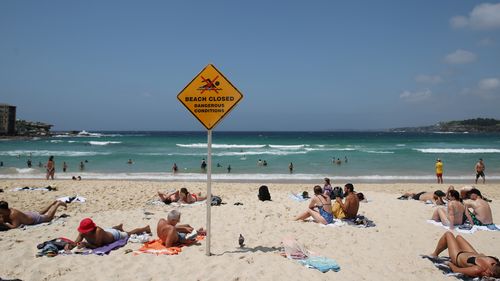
390 118 500 133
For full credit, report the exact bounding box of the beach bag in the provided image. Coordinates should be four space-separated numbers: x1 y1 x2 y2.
258 185 271 201
330 186 343 200
211 196 222 206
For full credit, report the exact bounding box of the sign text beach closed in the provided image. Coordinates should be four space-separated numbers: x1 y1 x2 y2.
177 64 243 130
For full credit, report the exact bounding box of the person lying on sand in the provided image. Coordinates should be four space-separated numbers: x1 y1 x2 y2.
464 188 494 226
157 210 205 247
158 188 207 204
294 185 333 225
429 231 500 278
65 218 151 250
398 190 446 205
332 183 359 219
0 200 67 229
431 190 473 230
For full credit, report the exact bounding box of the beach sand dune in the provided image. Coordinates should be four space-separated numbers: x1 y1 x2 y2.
0 180 499 280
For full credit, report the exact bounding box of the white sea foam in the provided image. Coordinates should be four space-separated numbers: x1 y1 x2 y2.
176 143 266 149
304 147 356 152
268 145 305 149
414 148 500 154
0 150 111 157
88 141 122 146
2 171 499 182
50 140 64 143
363 150 395 154
396 144 406 147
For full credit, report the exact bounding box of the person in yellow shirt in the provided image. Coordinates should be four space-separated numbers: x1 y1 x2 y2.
435 158 443 184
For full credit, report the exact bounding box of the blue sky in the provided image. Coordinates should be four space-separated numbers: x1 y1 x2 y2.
1 1 499 131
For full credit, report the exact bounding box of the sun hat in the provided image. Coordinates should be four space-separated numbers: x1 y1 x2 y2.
78 218 96 234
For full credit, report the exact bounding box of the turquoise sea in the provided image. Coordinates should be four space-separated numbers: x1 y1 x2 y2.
0 131 499 183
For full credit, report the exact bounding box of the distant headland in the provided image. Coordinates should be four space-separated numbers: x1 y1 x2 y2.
390 118 500 133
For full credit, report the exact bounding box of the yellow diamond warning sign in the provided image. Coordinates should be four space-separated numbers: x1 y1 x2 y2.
177 64 243 130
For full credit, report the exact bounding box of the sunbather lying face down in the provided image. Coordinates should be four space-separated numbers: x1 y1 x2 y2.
65 218 151 250
430 231 500 278
0 200 67 229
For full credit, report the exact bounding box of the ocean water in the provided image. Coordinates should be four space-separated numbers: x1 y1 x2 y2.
0 131 499 183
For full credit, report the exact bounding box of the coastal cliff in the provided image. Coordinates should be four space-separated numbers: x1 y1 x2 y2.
390 118 500 133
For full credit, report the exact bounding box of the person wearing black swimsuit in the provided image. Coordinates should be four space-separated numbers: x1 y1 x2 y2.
429 231 499 278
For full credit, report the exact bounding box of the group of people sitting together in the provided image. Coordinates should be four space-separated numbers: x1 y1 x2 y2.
399 185 499 278
294 178 362 225
399 185 495 229
1 181 498 279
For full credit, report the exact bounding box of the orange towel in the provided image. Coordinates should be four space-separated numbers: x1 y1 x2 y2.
135 235 205 256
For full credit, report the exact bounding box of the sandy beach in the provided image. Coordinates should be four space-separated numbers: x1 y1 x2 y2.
0 179 499 281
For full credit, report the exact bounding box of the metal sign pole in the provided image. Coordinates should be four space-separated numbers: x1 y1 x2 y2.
206 129 212 256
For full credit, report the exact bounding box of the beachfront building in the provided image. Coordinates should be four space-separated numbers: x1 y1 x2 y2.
0 103 16 136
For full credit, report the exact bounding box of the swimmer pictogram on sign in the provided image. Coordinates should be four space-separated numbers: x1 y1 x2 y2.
177 64 243 130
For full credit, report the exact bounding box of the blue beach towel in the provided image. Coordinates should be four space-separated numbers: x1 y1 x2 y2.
299 256 341 273
92 238 128 255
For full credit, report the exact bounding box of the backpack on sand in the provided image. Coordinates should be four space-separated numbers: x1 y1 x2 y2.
258 185 271 201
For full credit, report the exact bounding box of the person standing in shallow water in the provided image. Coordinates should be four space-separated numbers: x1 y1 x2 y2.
475 159 485 184
46 156 55 180
435 158 443 184
289 162 293 174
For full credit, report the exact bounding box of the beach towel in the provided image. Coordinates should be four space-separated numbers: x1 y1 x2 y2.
145 199 206 207
69 238 129 255
128 233 152 243
321 215 376 228
426 220 500 234
92 238 128 255
298 256 341 273
135 235 205 256
57 196 86 203
421 255 500 281
280 237 340 273
12 186 56 192
289 193 308 202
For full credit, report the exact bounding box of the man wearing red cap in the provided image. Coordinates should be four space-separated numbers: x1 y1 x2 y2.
65 218 151 250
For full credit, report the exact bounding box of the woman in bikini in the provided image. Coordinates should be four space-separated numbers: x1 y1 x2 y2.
431 189 473 230
179 188 207 204
295 185 334 225
46 156 55 180
430 231 500 278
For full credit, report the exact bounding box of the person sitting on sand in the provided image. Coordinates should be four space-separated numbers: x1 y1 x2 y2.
397 190 446 205
332 183 359 219
294 185 333 225
429 231 500 278
464 188 494 226
0 200 67 229
323 178 333 197
157 210 205 247
431 190 473 230
65 218 151 250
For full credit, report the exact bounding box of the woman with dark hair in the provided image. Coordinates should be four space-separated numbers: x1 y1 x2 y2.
323 178 333 197
431 190 473 230
179 188 207 204
46 156 55 180
430 231 500 278
294 185 333 225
